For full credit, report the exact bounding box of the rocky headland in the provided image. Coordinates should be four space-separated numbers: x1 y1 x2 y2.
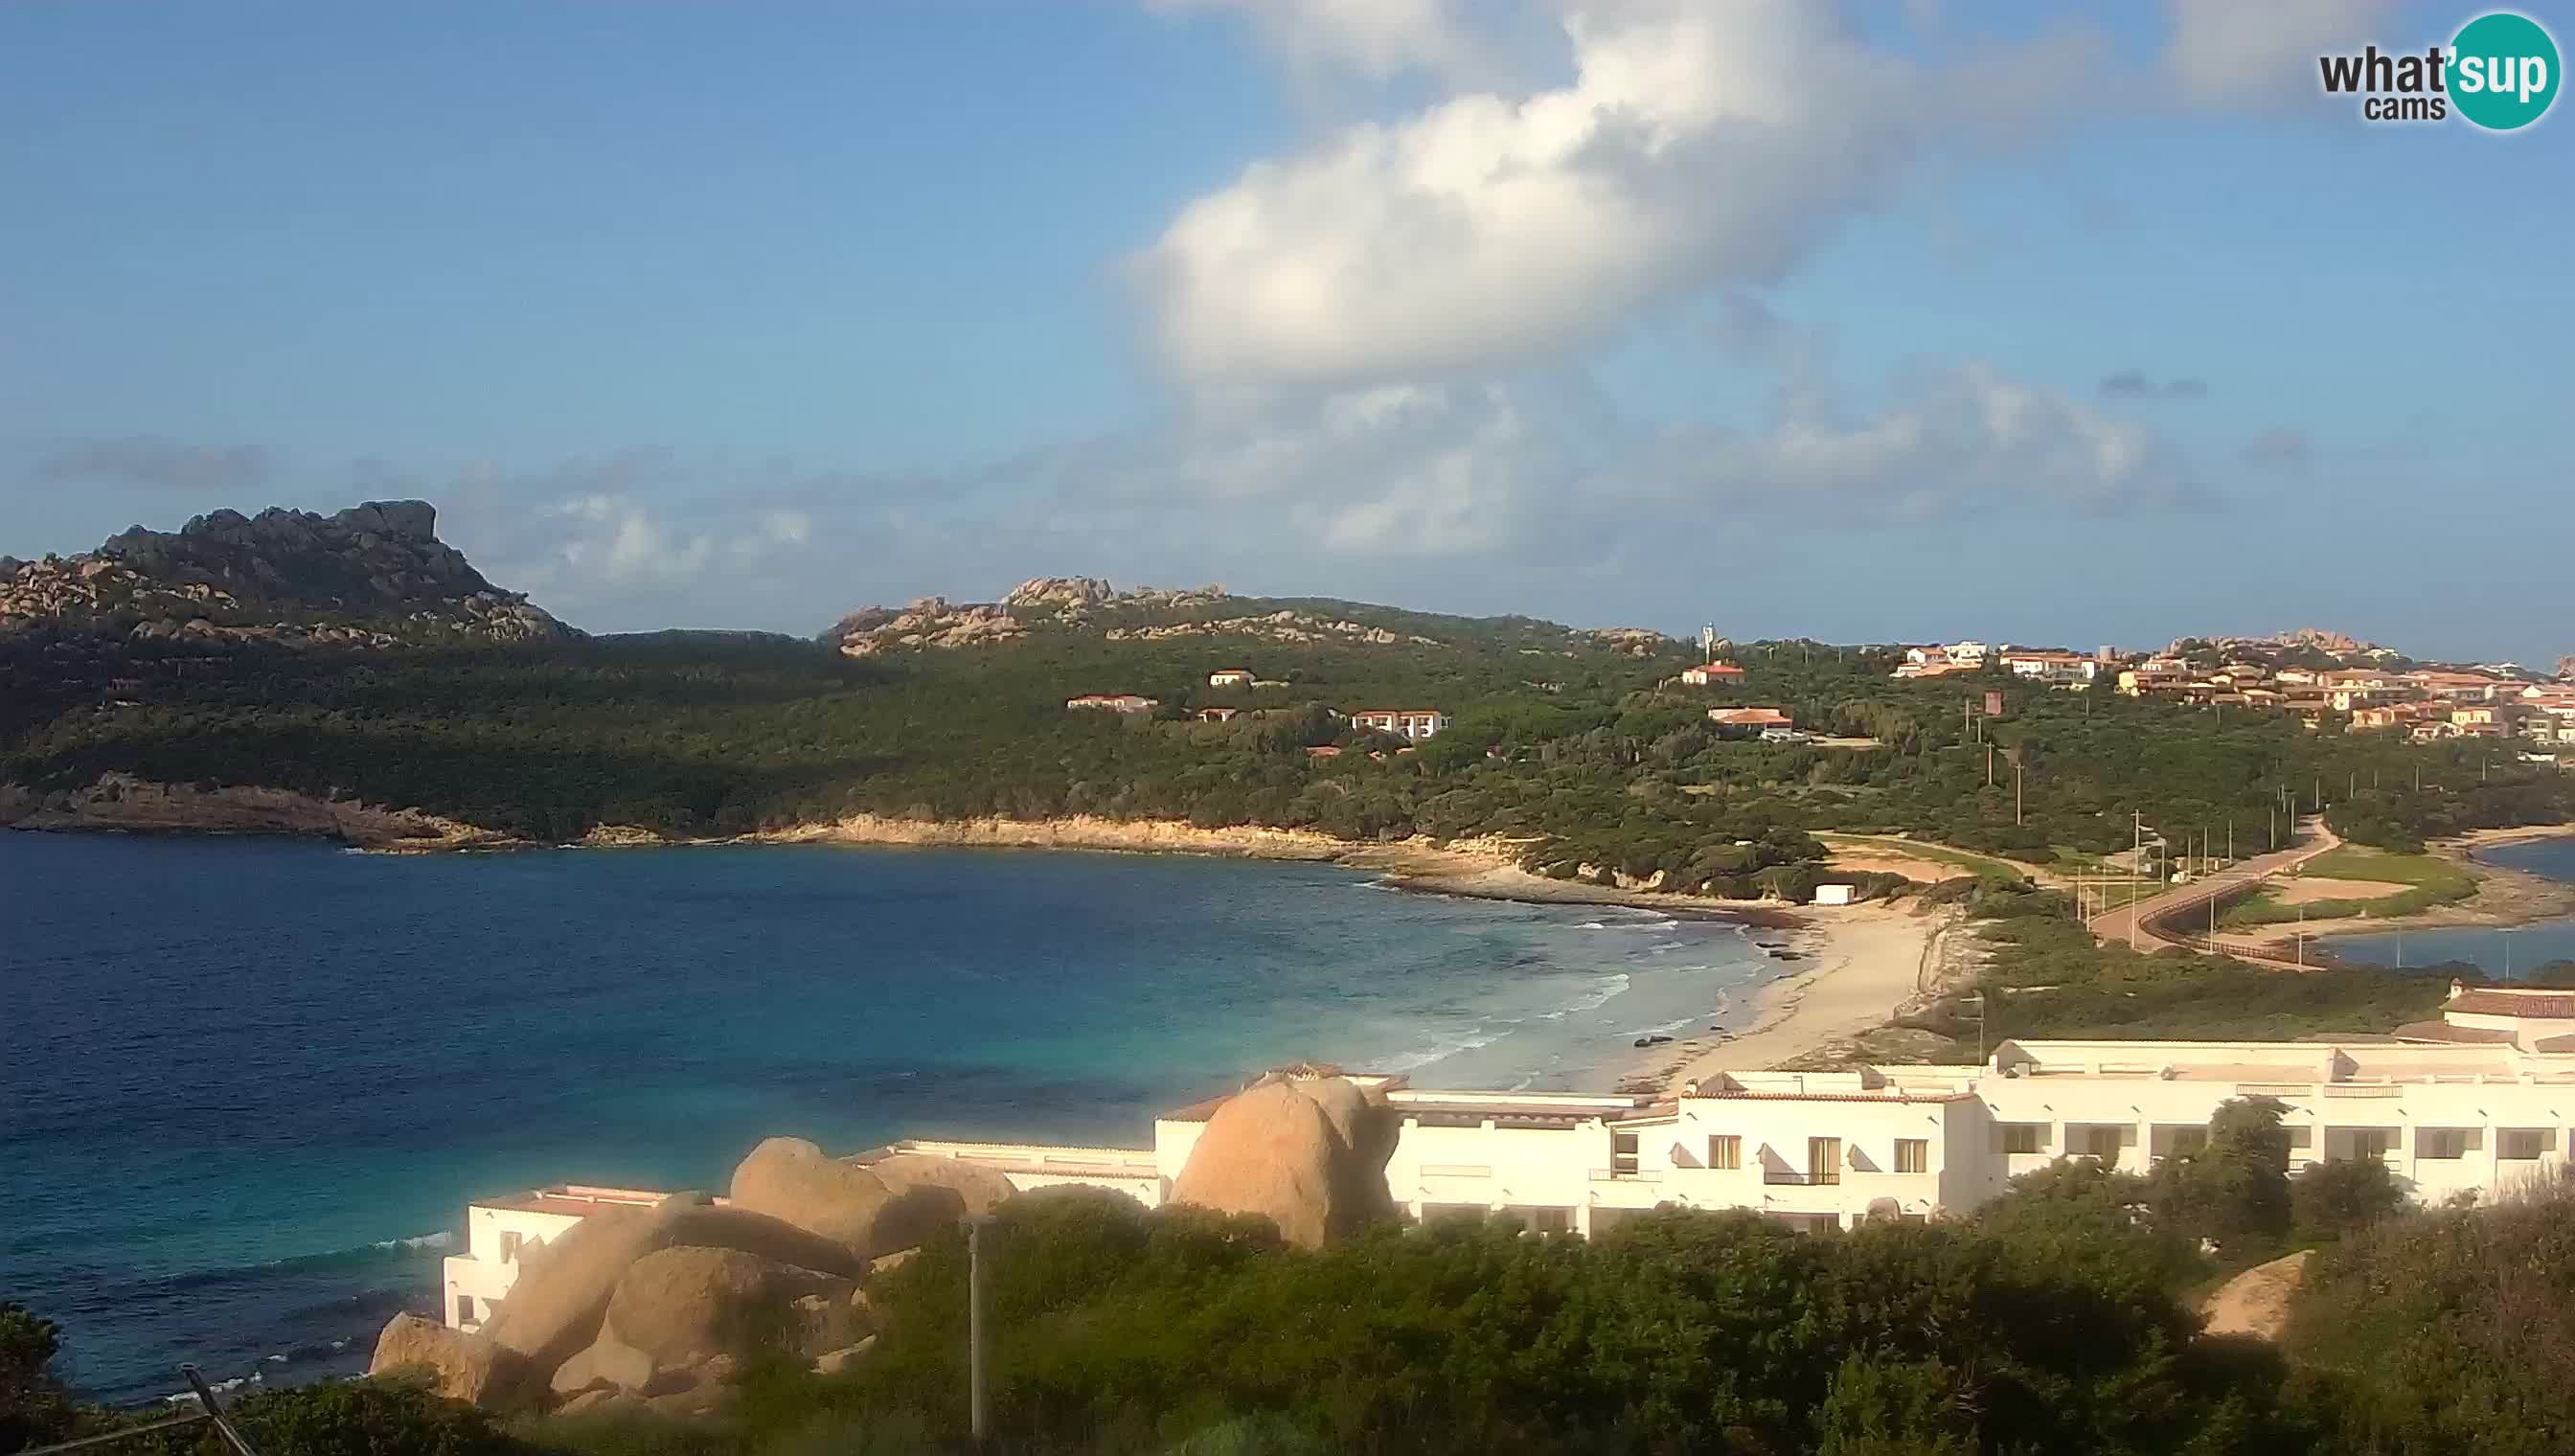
0 499 570 648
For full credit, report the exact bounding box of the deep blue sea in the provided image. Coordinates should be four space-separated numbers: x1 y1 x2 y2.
0 833 1778 1405
2327 836 2575 975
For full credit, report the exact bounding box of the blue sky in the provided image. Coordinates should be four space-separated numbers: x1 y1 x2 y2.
3 1 2566 663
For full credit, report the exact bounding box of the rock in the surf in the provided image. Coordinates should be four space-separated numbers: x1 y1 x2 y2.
1169 1070 1397 1249
729 1137 968 1258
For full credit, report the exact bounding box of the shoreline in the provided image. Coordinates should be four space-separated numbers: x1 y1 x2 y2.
2240 825 2575 950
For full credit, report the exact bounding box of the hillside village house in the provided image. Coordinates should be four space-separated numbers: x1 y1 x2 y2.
1999 649 2098 684
1065 693 1159 714
1681 662 1745 686
452 993 2575 1317
1708 706 1794 735
1353 709 1451 740
1207 669 1254 689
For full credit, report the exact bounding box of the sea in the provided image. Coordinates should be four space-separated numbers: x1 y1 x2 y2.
2326 835 2575 975
0 832 1786 1405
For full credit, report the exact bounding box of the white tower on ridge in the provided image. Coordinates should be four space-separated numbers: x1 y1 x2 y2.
1699 625 1718 661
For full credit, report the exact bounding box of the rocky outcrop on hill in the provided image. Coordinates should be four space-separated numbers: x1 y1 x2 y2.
824 577 1233 656
1103 610 1438 648
0 500 570 647
1169 1068 1399 1248
1581 626 1672 656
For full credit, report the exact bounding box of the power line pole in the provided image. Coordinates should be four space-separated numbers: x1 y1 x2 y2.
967 1216 992 1447
2015 760 2024 826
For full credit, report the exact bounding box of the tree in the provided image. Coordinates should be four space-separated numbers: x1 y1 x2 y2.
0 1304 76 1456
2151 1097 2292 1257
2291 1157 2404 1240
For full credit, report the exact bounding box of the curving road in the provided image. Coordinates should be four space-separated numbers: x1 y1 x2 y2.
2084 818 2343 967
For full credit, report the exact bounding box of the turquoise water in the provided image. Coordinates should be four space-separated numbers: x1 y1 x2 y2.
2326 836 2575 975
0 833 1778 1404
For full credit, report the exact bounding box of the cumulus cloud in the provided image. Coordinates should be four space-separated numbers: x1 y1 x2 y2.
1145 0 1512 86
2166 0 2400 106
2240 428 2312 470
997 354 2200 584
27 435 271 494
2099 368 2209 400
1131 0 2104 386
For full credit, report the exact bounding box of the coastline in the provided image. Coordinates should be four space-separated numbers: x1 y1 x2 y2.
8 777 1942 1081
2239 824 2575 948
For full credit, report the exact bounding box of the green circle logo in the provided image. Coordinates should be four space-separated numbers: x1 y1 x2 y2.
2450 11 2560 130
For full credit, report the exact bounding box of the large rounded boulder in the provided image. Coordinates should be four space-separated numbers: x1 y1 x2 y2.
1169 1072 1398 1248
366 1312 535 1408
480 1197 863 1380
602 1246 849 1369
868 1152 1018 1217
729 1137 968 1257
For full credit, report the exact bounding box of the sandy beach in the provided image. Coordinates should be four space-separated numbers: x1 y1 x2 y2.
1629 902 1959 1091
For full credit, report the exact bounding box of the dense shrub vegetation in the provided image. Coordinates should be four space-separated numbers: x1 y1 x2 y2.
17 1104 2575 1455
7 605 2565 893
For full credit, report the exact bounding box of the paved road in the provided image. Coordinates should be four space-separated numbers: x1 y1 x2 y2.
2084 818 2343 967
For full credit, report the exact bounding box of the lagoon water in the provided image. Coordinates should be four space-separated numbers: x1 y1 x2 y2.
2327 836 2575 975
0 832 1778 1403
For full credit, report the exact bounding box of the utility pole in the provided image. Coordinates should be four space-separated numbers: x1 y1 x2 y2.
2015 760 2024 827
967 1216 992 1447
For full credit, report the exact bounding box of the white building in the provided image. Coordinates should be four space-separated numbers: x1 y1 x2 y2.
1207 669 1254 689
1999 650 2099 684
883 1013 2575 1234
1680 663 1745 687
458 1003 2575 1306
442 1184 670 1331
1352 709 1451 740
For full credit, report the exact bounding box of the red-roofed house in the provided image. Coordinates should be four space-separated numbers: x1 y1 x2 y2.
1681 662 1745 686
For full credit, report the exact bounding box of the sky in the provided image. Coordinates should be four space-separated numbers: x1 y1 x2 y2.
3 1 2567 663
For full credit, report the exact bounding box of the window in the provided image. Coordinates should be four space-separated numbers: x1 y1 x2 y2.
1999 1124 2043 1155
1707 1135 1742 1171
498 1231 522 1262
2083 1126 2122 1161
2501 1129 2552 1161
1895 1139 1928 1173
1530 1208 1572 1235
455 1294 475 1326
1808 1138 1842 1186
2422 1129 2470 1160
2353 1128 2393 1161
2168 1127 2208 1157
1611 1131 1639 1176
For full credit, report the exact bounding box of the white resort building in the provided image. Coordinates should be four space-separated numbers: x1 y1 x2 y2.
442 1184 669 1332
443 992 2575 1330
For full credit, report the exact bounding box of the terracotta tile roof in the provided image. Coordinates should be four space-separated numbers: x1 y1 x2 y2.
2391 1020 2518 1044
2450 990 2575 1018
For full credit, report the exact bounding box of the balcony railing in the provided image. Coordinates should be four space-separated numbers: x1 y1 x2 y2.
1762 1171 1841 1186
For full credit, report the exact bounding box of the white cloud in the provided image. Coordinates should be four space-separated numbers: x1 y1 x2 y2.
1146 0 1503 84
1130 0 2097 386
2166 0 2400 106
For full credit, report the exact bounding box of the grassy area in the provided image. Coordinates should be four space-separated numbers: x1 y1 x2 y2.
2219 845 2478 926
1814 831 2029 884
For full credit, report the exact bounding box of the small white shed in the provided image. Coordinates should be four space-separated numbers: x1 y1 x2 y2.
1812 883 1857 907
